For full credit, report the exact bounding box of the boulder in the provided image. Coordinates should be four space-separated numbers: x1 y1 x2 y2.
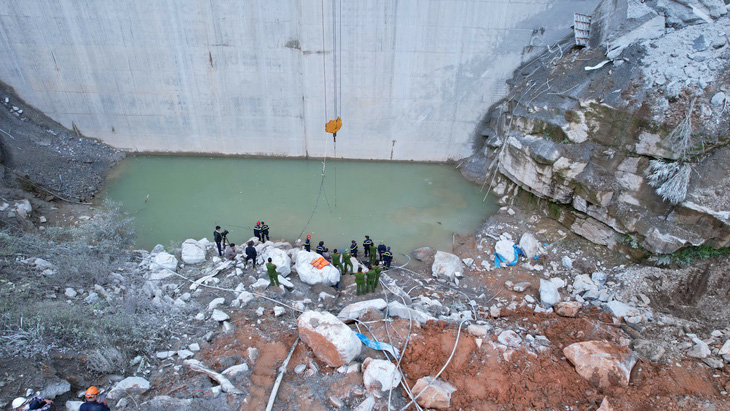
337 299 387 322
572 274 597 295
604 301 637 320
297 310 362 367
554 301 581 317
411 377 457 409
687 338 711 359
494 240 516 263
211 309 230 322
563 341 636 389
518 233 540 259
362 358 402 392
260 245 292 277
40 379 71 399
431 251 464 281
387 301 436 324
181 239 206 264
539 279 560 308
296 251 341 286
107 377 151 400
152 252 178 271
413 247 435 261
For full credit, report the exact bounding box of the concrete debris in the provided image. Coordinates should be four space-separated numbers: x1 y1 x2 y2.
412 376 457 409
362 358 402 392
563 341 637 389
297 310 362 367
337 299 387 322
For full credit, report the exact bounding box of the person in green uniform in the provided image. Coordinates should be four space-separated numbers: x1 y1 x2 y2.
366 267 377 293
372 264 382 289
342 249 353 275
354 267 366 296
369 243 378 267
266 257 279 287
331 249 343 273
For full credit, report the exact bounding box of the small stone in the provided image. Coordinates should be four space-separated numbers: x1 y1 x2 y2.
524 295 535 304
222 321 235 333
274 306 286 317
294 364 306 374
561 256 572 270
256 307 265 316
177 349 194 359
412 376 457 409
702 357 724 369
65 288 77 298
687 339 711 359
711 92 726 106
189 343 201 352
718 340 730 356
497 330 522 347
329 396 344 408
513 282 531 292
248 347 260 363
39 216 47 223
554 301 581 317
490 305 501 318
208 297 226 311
504 280 514 290
211 309 230 322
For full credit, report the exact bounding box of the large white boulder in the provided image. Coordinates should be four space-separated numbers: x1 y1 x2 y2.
107 377 150 400
296 251 341 286
181 239 206 264
297 311 361 367
518 233 540 259
431 251 464 281
495 240 517 263
337 299 387 322
362 358 402 392
152 252 178 271
539 279 560 308
260 245 292 277
563 341 636 389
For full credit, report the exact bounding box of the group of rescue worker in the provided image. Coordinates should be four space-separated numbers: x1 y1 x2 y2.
13 386 108 411
306 234 394 295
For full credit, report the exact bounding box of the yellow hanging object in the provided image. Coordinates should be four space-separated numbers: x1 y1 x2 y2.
325 117 342 134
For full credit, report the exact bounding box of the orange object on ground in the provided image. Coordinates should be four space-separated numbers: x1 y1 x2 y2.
310 256 330 269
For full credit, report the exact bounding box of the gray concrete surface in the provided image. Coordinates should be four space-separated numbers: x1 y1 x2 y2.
0 0 599 161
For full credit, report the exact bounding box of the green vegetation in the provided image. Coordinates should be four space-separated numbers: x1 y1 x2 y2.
669 244 730 266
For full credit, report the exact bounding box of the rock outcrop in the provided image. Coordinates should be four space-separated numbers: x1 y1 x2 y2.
461 0 730 254
296 251 341 286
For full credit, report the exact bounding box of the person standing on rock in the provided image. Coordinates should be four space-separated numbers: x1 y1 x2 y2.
355 267 366 295
316 241 327 255
254 221 262 242
372 264 382 288
245 241 257 268
342 248 353 275
261 221 270 242
369 243 378 267
363 235 373 258
266 257 280 287
349 240 358 258
304 234 311 252
382 247 393 268
214 226 223 256
12 396 53 411
331 249 343 273
80 386 110 411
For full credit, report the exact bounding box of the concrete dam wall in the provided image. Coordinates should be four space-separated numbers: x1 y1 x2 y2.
0 0 598 161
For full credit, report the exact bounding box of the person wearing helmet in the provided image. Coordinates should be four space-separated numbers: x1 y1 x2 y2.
12 396 53 411
304 234 311 252
253 222 262 242
80 386 110 411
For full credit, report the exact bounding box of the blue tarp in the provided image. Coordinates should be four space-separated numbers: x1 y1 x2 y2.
356 333 400 359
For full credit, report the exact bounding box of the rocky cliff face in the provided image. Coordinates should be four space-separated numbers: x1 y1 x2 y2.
461 0 730 254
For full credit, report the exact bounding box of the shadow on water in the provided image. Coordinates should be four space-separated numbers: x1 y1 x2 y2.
101 156 498 255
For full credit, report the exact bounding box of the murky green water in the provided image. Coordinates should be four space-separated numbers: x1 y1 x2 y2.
101 156 496 258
